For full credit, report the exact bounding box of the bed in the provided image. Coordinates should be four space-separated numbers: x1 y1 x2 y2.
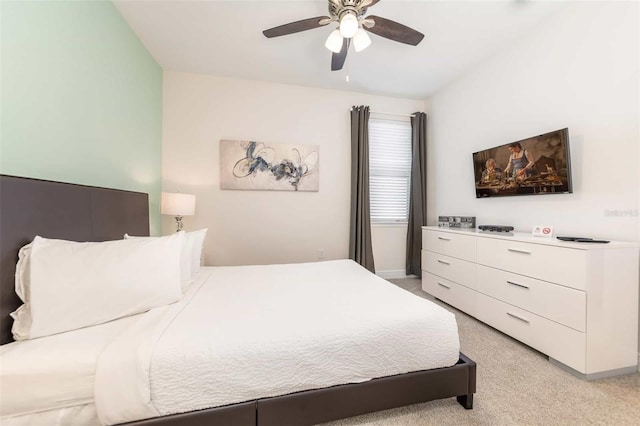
0 174 476 426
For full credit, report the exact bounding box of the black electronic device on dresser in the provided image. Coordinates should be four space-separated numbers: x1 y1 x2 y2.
556 236 610 243
478 225 514 232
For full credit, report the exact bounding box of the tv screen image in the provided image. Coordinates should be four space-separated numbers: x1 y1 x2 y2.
472 128 572 198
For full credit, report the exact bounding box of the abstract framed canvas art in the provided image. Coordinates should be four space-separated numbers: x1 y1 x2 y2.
220 140 319 191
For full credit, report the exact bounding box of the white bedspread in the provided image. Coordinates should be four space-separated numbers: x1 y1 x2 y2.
0 314 138 421
95 260 459 425
0 270 211 425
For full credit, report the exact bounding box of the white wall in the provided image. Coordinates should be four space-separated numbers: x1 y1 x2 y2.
428 1 638 241
162 72 423 270
427 1 639 368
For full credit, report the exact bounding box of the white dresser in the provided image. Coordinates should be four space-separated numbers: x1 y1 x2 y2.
421 226 639 379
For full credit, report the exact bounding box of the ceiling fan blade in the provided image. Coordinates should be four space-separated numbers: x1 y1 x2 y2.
331 38 350 71
365 15 424 46
263 16 331 38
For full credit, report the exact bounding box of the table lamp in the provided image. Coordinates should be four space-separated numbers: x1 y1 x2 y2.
161 192 196 232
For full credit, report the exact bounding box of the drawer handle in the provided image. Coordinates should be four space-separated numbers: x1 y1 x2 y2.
437 282 451 289
437 259 451 265
508 248 532 255
507 280 530 289
507 312 530 324
437 236 451 241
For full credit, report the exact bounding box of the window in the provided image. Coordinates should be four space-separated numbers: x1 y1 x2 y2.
369 118 412 224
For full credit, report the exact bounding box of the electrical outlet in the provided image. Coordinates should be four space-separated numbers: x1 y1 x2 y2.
318 248 325 259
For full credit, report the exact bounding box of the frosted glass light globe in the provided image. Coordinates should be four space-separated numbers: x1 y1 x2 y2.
339 13 359 38
353 28 371 52
325 29 344 53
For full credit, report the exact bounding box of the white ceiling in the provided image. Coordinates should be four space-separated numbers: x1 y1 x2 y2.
113 0 567 99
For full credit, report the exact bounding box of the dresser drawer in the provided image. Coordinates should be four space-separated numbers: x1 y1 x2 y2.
476 265 586 332
422 272 476 316
422 250 476 289
423 229 476 262
476 238 588 290
475 292 586 373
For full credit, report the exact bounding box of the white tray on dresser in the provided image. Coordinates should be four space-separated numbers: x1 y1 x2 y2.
421 226 639 380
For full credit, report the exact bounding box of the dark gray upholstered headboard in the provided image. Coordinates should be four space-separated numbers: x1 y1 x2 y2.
0 175 150 345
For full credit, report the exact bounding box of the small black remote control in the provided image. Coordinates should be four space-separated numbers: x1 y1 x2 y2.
557 236 610 243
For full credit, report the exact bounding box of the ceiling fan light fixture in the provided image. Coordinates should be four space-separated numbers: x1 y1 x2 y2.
262 0 425 72
339 12 359 38
325 29 344 53
353 28 371 52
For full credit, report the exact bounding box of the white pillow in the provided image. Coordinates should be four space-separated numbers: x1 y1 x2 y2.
124 231 191 289
11 232 184 340
12 243 33 338
186 229 208 274
15 242 32 309
123 229 207 279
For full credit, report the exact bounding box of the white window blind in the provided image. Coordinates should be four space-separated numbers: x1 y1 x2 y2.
369 118 412 224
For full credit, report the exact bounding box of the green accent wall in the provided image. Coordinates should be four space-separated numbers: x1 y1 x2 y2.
1 0 162 235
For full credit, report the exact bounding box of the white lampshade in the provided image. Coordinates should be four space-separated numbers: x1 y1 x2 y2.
353 28 371 52
161 192 196 216
325 29 344 53
339 12 358 38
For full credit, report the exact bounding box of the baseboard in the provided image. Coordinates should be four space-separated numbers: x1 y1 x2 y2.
549 357 638 380
376 270 417 279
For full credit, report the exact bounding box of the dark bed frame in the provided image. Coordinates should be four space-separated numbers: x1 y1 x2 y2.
0 175 476 426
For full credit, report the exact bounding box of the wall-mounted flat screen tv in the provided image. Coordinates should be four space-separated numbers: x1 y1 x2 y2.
472 128 572 198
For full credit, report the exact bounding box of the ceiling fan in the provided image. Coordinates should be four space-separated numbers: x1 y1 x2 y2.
263 0 424 71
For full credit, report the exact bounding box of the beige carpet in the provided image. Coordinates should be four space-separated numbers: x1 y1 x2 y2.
322 278 640 426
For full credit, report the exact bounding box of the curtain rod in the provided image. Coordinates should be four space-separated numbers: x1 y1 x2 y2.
350 108 416 118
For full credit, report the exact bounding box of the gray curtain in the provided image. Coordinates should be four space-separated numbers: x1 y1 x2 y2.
406 112 427 276
349 105 375 273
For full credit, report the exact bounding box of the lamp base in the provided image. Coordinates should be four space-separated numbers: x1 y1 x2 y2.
174 216 184 232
